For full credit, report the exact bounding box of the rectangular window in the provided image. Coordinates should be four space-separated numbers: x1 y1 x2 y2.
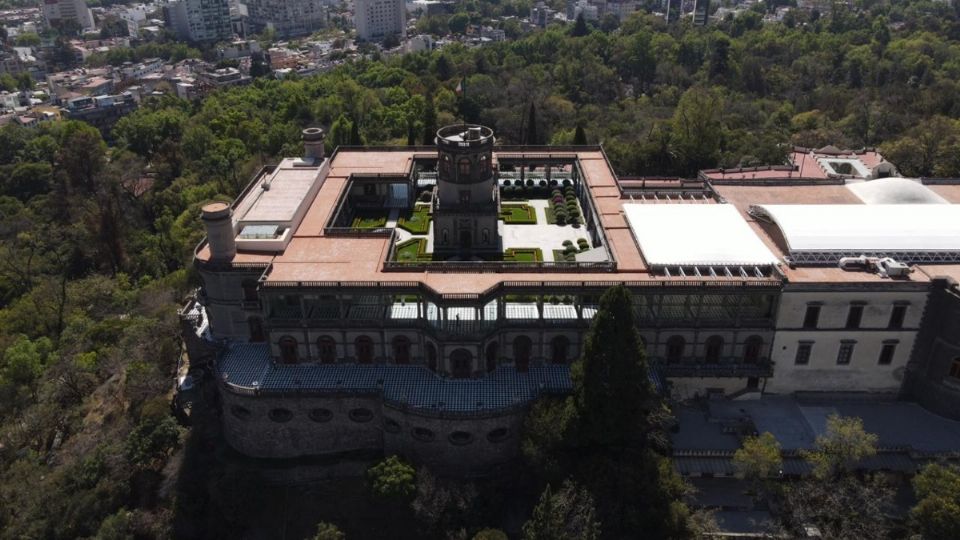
803 305 821 329
846 305 864 329
950 359 960 379
889 305 907 329
878 342 897 365
459 190 470 205
837 341 856 365
795 342 812 365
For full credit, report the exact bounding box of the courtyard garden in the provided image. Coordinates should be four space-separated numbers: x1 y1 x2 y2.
397 204 431 234
351 211 389 229
503 247 543 262
499 203 538 224
395 238 432 262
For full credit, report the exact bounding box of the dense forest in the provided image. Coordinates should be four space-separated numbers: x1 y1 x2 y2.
5 1 960 537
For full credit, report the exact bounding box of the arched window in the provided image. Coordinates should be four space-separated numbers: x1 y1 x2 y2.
441 228 449 245
949 357 960 379
451 348 472 378
426 342 437 372
482 228 490 244
705 336 724 364
514 336 533 372
666 336 685 364
744 336 764 364
393 336 411 364
241 279 259 302
248 317 265 342
355 336 374 363
458 158 471 178
551 336 570 364
485 341 499 373
317 336 336 364
279 336 298 364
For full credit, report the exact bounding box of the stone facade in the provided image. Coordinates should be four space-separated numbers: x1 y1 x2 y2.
903 278 960 419
220 387 524 473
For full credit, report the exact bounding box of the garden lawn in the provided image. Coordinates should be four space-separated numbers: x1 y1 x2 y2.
500 203 537 224
395 238 432 262
397 205 431 234
504 248 543 262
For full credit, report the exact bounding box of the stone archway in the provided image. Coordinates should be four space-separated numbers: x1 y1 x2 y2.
451 348 473 379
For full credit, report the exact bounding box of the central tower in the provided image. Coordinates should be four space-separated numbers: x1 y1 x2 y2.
433 124 501 258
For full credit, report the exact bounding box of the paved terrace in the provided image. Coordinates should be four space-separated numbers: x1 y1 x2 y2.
217 342 575 414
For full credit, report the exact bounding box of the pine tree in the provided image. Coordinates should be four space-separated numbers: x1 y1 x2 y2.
407 120 416 146
328 114 352 150
573 125 587 145
526 102 538 145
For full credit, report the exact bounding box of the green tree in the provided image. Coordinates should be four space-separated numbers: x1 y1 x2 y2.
367 455 416 501
473 529 508 540
909 463 960 540
733 432 782 481
671 87 724 175
16 71 33 92
449 13 470 34
312 522 346 540
522 480 601 540
328 113 353 150
805 414 878 479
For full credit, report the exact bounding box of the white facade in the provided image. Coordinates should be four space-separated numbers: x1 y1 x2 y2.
42 0 95 32
765 289 928 394
244 0 326 38
355 0 406 41
166 0 233 42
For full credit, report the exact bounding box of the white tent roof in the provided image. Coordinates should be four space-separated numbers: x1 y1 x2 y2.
751 204 960 252
623 204 778 266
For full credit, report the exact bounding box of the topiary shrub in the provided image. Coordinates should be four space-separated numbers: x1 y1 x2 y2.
502 179 511 187
562 239 574 247
526 179 535 187
578 238 590 251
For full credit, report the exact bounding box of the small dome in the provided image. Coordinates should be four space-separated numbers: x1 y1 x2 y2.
847 177 949 205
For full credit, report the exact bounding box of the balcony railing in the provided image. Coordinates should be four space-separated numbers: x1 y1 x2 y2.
655 358 774 378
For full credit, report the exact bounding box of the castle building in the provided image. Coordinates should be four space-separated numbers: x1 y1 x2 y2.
183 125 960 473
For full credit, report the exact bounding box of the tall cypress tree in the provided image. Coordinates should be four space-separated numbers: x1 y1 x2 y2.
572 284 658 447
527 102 538 145
573 125 587 145
422 93 437 145
571 13 589 37
350 118 362 145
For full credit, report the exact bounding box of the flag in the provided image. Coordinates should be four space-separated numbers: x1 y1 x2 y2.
455 78 465 96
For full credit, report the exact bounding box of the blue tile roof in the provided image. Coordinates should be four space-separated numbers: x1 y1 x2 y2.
217 343 575 414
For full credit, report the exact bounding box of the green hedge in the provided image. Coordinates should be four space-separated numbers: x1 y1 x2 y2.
395 238 432 262
397 206 431 234
500 203 537 224
503 247 543 262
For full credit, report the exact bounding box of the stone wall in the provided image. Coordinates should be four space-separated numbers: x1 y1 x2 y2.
219 385 525 473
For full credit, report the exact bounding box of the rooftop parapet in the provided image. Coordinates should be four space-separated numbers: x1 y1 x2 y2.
436 124 494 150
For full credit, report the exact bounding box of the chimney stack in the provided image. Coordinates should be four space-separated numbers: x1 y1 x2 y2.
201 202 236 261
302 127 325 163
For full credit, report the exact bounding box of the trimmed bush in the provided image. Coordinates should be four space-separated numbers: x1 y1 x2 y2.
549 179 559 187
562 239 574 247
578 238 590 251
539 179 547 187
526 179 535 187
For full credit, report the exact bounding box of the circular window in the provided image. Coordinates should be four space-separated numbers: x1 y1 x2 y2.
412 427 435 442
448 431 474 446
349 408 374 423
384 418 401 433
268 408 293 423
308 408 333 423
487 428 509 443
230 405 252 420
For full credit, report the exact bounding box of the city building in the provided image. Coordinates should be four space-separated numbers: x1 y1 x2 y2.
243 0 326 39
183 125 960 473
354 0 405 41
692 0 710 25
41 0 95 33
164 0 233 43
